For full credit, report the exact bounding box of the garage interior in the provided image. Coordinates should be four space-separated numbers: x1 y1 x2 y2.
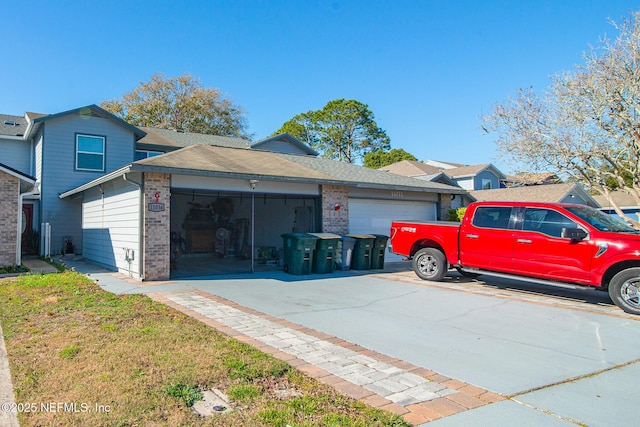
170 189 320 277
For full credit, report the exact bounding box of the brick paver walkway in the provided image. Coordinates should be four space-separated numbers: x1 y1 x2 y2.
148 290 504 425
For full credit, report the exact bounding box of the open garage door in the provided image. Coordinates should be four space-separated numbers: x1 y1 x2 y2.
348 199 437 263
170 189 320 277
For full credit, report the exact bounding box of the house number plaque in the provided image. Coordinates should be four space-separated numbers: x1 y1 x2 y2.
148 192 165 211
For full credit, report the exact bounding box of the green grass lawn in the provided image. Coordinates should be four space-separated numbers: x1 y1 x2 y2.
0 271 410 427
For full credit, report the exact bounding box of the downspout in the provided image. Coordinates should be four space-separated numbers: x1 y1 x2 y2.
16 181 40 266
123 173 144 280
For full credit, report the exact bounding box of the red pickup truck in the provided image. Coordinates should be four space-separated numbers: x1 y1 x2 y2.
389 201 640 315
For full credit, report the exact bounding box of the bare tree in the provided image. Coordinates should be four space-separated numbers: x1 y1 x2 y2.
484 12 640 228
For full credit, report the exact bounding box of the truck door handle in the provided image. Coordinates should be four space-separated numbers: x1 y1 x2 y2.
466 234 479 239
517 239 532 244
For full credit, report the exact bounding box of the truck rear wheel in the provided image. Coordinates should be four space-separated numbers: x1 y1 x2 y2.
609 268 640 315
413 248 447 281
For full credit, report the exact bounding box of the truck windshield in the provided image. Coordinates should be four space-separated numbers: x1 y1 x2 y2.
566 206 638 232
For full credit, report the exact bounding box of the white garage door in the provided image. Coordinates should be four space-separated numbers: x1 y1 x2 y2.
348 199 437 263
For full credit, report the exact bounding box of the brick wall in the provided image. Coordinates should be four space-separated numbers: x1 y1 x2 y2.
439 193 453 221
321 185 349 235
143 172 170 281
0 172 18 267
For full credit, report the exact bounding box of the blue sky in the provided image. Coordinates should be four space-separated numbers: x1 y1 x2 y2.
1 0 638 172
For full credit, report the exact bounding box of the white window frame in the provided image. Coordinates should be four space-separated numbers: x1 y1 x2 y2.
76 134 105 171
481 178 492 190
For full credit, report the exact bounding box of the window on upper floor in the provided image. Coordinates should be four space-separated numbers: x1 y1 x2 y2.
76 134 105 171
481 178 492 190
135 150 163 161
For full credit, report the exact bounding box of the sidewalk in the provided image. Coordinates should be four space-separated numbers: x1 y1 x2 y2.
20 257 59 274
0 324 19 427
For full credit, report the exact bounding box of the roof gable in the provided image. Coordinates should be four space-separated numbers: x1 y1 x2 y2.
470 183 599 207
251 133 318 155
379 160 441 176
31 105 146 140
446 163 506 179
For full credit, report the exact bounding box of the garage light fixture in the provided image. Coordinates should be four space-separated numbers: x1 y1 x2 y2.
249 179 259 190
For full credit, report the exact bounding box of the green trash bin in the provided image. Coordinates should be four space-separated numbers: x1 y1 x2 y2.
371 234 389 269
281 233 318 275
309 233 340 274
346 234 375 270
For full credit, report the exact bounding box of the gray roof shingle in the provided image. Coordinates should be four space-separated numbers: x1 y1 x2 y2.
276 152 466 193
138 127 251 149
469 183 598 206
132 145 467 193
0 114 27 137
378 160 442 176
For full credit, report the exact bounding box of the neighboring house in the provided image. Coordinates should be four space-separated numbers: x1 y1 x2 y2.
1 104 467 278
380 160 506 192
444 164 506 192
502 172 563 187
382 159 600 210
592 191 640 222
469 183 600 207
379 160 512 209
421 160 506 191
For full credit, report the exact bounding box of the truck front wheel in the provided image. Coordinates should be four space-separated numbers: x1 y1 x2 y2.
609 268 640 315
413 248 447 281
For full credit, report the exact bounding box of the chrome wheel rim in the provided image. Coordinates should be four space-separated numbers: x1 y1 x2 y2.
621 278 640 308
418 254 438 276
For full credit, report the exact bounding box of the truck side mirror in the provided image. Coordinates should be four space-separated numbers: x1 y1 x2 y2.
562 227 588 241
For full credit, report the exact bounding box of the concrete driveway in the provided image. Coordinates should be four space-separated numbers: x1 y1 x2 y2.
66 259 640 426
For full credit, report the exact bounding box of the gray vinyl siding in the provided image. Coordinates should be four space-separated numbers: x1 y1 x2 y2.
0 137 31 175
82 178 141 278
256 140 310 155
39 114 137 254
473 170 500 190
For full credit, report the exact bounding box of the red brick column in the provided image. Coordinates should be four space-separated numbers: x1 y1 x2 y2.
143 173 170 281
321 185 349 235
